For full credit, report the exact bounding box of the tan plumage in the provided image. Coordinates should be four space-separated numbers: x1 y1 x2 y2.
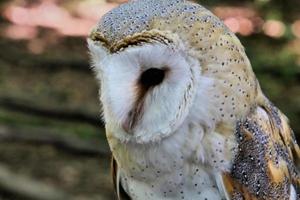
221 100 300 199
112 158 131 200
88 0 300 199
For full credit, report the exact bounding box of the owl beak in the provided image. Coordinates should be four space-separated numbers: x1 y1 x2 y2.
122 68 167 133
122 100 144 134
122 119 133 133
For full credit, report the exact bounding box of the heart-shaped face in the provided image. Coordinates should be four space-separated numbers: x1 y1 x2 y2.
89 39 201 143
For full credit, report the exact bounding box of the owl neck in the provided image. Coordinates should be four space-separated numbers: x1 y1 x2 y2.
107 117 237 181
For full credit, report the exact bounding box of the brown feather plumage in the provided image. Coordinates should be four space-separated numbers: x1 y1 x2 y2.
112 157 132 200
222 100 300 200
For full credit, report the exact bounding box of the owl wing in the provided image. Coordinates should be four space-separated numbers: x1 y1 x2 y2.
112 157 132 200
221 102 300 200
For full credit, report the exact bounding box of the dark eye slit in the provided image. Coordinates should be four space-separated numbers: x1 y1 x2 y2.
139 68 166 89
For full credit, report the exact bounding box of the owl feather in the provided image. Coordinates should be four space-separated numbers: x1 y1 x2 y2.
88 0 300 199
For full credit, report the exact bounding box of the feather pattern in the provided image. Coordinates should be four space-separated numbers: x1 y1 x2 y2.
221 100 300 200
88 0 300 199
112 157 132 200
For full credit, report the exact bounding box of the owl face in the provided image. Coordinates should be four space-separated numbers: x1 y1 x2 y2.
88 0 256 144
88 39 204 143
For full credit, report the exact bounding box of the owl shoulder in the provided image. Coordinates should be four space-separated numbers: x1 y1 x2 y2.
221 101 300 199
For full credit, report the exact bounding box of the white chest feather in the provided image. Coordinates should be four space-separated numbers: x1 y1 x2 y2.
120 164 224 200
108 122 237 200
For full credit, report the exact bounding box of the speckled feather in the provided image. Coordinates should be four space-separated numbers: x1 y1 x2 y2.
222 102 300 199
89 0 300 199
91 0 257 122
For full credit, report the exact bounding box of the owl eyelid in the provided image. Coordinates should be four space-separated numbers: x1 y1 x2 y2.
111 41 152 54
110 32 173 53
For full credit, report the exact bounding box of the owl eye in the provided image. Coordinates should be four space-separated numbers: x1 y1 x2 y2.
139 68 166 88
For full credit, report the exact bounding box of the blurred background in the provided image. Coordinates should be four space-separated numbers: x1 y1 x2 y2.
0 0 299 199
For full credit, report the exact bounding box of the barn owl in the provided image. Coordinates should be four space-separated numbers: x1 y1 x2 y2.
87 0 300 199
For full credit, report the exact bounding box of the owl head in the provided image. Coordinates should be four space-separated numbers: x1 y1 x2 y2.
88 0 259 144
